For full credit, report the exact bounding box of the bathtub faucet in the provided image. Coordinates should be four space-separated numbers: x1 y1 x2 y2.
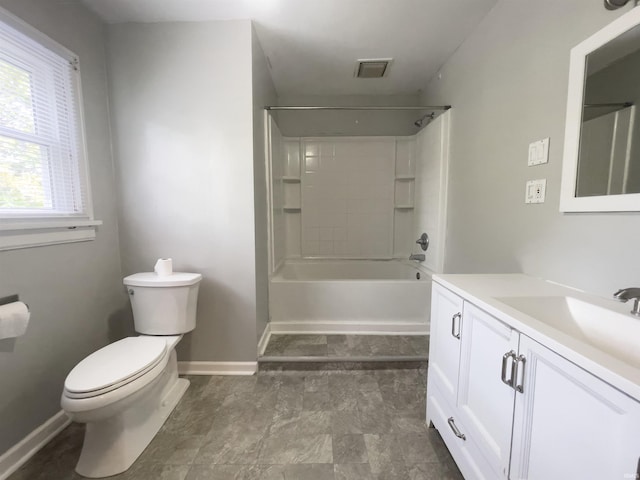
613 287 640 316
409 253 425 262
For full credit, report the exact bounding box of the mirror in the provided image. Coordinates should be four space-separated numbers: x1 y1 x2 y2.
560 7 640 212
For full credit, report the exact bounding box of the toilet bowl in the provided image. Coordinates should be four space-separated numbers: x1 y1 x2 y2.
61 271 202 478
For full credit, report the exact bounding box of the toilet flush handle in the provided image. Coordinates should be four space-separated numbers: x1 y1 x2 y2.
128 288 134 296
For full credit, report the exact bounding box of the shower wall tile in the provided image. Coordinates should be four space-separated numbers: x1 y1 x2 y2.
271 122 286 269
285 212 301 257
395 139 416 177
285 141 301 177
301 138 395 258
414 116 446 272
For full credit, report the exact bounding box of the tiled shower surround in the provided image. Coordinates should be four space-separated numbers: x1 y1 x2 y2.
301 139 396 257
268 111 450 269
270 131 420 261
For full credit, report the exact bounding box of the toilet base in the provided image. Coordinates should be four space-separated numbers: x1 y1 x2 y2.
75 351 188 478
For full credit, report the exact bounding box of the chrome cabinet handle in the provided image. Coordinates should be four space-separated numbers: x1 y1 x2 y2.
501 350 516 387
447 417 466 441
513 355 526 393
451 312 462 339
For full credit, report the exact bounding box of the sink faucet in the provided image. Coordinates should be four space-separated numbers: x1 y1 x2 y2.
613 288 640 316
409 253 425 262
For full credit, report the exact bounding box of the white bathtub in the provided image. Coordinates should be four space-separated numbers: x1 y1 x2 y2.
269 259 432 334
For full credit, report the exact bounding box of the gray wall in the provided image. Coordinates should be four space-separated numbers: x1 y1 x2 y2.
421 0 636 296
107 21 259 362
252 25 277 343
274 94 423 137
0 0 124 456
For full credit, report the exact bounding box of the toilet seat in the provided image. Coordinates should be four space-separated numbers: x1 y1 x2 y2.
64 337 168 399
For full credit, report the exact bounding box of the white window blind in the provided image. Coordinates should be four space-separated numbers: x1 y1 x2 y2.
0 8 99 250
0 12 89 220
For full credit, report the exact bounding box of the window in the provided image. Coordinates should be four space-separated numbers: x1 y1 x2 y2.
0 8 99 250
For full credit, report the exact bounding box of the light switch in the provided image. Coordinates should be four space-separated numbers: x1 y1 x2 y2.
528 137 550 166
525 179 546 204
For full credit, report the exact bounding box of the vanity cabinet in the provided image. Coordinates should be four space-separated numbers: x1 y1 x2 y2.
428 283 464 405
427 281 640 480
509 335 640 480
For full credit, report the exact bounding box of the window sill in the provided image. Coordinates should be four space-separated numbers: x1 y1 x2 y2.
0 219 103 251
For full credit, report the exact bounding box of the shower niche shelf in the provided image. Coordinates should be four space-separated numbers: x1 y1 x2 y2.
394 176 415 210
282 176 301 183
283 206 301 212
395 175 415 180
394 205 414 210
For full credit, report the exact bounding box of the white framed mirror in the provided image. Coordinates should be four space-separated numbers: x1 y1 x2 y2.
560 7 640 212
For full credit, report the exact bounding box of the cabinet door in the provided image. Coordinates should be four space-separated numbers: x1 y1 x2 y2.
510 335 640 480
457 303 519 479
427 282 464 407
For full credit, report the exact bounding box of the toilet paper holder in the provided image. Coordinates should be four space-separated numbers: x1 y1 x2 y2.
0 294 29 311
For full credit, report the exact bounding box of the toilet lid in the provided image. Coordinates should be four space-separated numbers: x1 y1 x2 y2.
64 337 167 395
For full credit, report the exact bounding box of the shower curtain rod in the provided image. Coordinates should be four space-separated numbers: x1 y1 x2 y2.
264 105 451 111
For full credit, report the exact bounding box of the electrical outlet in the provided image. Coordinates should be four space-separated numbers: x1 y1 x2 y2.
528 138 550 166
525 179 546 204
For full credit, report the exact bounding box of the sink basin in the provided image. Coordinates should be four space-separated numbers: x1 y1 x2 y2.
494 295 640 368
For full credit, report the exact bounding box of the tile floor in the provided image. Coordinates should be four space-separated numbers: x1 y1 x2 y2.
8 369 462 480
262 335 429 358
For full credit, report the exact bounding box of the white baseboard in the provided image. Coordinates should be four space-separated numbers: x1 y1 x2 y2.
0 410 71 480
269 321 429 335
257 323 272 356
178 361 257 376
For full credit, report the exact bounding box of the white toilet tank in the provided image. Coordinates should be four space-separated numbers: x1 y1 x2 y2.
123 272 202 335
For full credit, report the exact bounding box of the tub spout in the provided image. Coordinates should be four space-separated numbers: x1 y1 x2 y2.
613 287 640 316
409 253 425 262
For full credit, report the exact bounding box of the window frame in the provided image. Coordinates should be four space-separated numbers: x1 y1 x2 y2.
0 7 101 251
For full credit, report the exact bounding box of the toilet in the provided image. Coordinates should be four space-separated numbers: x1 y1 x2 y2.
61 271 202 478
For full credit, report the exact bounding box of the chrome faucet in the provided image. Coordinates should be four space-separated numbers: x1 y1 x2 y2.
613 288 640 316
409 253 425 262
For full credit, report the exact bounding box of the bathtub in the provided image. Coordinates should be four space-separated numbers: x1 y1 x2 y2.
268 259 432 334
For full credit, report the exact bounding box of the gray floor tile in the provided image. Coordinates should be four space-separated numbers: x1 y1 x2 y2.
194 431 264 465
191 465 287 480
137 433 205 466
363 434 405 476
398 433 443 466
264 335 328 356
406 462 465 480
8 368 461 480
304 373 329 392
331 410 363 434
358 407 394 434
328 386 360 411
186 464 248 480
391 414 430 435
269 410 332 436
128 465 191 480
332 434 368 464
303 391 333 410
257 434 333 464
283 463 335 480
334 463 374 480
409 335 430 356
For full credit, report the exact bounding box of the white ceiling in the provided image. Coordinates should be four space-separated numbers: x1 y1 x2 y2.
83 0 497 97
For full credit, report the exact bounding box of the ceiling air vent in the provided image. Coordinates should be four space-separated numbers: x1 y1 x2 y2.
355 58 392 78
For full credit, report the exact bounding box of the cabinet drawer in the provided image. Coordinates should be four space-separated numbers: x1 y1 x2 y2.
427 383 498 480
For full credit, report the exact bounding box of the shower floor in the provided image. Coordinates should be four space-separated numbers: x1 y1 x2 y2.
260 334 429 371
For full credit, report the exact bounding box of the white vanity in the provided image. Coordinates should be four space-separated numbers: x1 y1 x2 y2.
426 274 640 480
